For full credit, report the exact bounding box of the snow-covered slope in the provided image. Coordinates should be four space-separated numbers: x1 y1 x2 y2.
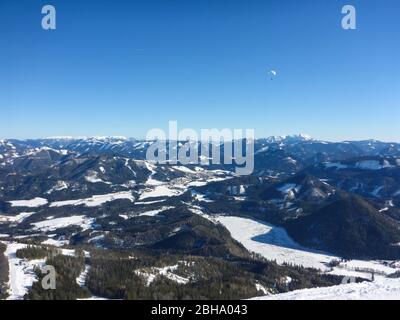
217 216 400 279
4 243 45 300
216 216 337 270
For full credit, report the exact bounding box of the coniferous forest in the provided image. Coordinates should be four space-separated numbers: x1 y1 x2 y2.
10 244 345 300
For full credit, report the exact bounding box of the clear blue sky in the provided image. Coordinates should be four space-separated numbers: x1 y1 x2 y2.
0 0 399 141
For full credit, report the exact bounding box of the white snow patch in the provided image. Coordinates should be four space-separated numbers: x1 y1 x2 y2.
50 191 134 207
138 206 174 217
277 184 300 194
31 215 94 232
77 296 109 300
85 170 110 184
76 265 91 287
0 212 36 224
46 181 68 194
139 185 184 200
255 283 269 295
9 198 48 208
59 248 76 257
87 234 105 243
173 166 197 174
192 190 214 203
255 146 269 154
41 238 69 247
135 263 190 286
187 181 208 187
135 199 166 205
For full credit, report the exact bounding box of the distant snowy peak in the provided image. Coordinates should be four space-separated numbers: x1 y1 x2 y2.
41 135 314 144
265 134 314 144
45 136 130 142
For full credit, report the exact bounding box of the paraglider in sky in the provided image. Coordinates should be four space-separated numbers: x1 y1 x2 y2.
269 70 277 80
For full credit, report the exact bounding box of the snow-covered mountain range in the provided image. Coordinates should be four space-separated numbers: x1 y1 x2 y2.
1 136 400 300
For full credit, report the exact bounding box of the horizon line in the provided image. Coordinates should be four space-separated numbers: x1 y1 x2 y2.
1 135 400 144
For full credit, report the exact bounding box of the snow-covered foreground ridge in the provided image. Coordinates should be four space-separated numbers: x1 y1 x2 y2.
251 278 400 300
215 216 400 300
